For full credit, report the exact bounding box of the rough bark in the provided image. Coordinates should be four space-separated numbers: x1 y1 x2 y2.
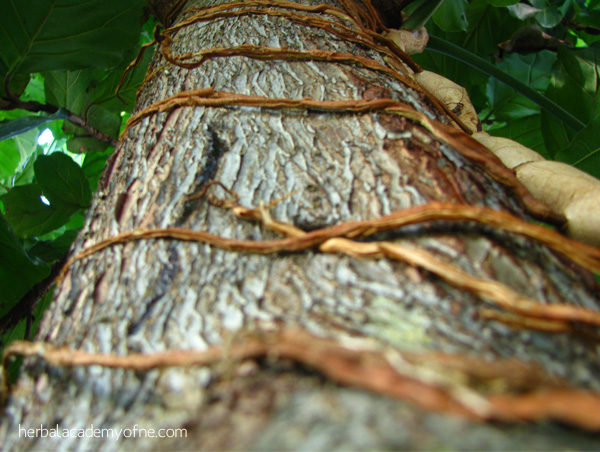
1 0 600 450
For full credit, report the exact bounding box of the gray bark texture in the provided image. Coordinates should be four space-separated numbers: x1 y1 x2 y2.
2 0 600 450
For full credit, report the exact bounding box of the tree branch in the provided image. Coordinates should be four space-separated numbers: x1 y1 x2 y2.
0 97 118 147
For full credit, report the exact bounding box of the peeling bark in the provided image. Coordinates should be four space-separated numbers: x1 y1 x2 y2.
2 0 600 450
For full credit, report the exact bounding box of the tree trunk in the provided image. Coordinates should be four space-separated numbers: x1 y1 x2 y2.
2 0 600 450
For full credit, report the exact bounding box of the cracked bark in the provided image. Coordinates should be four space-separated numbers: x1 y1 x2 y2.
1 0 599 450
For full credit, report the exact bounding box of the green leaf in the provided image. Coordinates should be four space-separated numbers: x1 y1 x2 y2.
0 139 21 184
43 30 155 124
0 108 68 141
541 42 600 157
507 3 543 21
88 47 155 113
432 0 469 32
82 147 113 192
13 130 41 165
460 0 523 58
44 70 96 115
531 0 562 28
535 5 563 28
0 73 29 100
12 145 45 187
0 212 49 319
20 73 46 104
0 109 32 123
34 153 91 208
0 0 146 78
0 183 78 237
555 113 600 178
486 51 556 121
83 104 121 138
44 66 125 154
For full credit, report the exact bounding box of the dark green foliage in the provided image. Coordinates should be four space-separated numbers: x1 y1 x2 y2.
1 183 79 238
0 0 146 77
35 153 92 209
0 0 153 345
0 214 49 319
411 0 600 176
1 153 91 237
544 43 600 174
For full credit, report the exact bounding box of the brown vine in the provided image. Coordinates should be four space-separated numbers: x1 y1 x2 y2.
121 0 478 134
175 0 412 70
121 88 561 222
477 308 597 338
4 328 600 430
57 195 600 331
162 43 412 80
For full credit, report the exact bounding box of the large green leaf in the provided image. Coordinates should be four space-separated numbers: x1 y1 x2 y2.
11 144 45 188
34 153 91 208
459 0 523 59
88 47 155 114
0 0 146 79
541 42 600 158
555 112 600 177
44 70 96 115
0 213 49 318
432 0 468 32
19 73 45 104
45 68 123 152
0 183 79 237
43 46 150 153
486 51 556 121
45 45 154 117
